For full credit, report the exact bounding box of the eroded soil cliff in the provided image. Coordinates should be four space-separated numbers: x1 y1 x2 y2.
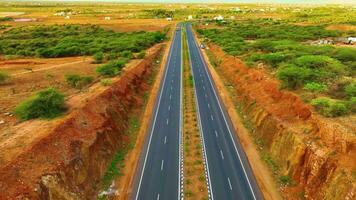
206 44 355 200
0 46 163 199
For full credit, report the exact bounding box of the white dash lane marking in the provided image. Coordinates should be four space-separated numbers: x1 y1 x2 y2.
203 86 205 90
215 130 218 138
205 94 207 98
220 149 224 160
211 115 214 121
164 136 167 144
170 94 172 100
208 103 210 109
157 193 160 200
166 118 169 125
228 177 233 190
161 160 164 171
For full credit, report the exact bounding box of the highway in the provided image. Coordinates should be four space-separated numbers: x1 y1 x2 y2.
186 24 263 200
132 24 183 200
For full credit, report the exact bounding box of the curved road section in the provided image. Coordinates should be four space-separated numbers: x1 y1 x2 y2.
132 24 183 200
186 24 263 200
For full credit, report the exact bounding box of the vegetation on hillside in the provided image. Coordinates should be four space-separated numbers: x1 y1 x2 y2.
198 19 356 117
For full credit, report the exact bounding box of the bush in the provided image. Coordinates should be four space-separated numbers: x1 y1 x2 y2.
100 79 113 86
0 71 10 84
254 52 290 67
311 98 349 117
93 52 104 64
120 50 133 59
344 83 356 98
277 64 318 89
136 50 146 59
65 74 94 89
304 82 328 92
334 48 356 62
15 88 66 120
279 175 292 186
96 59 127 77
294 55 345 75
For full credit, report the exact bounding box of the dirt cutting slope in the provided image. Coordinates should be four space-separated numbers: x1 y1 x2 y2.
0 46 163 199
204 43 355 200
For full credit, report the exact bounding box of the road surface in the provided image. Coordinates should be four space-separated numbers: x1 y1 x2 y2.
186 24 263 200
132 24 183 200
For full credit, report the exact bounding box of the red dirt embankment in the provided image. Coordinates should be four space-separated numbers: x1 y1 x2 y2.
0 47 162 199
206 44 355 200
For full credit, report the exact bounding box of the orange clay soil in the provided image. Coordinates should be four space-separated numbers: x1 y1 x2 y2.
0 43 164 199
195 29 355 199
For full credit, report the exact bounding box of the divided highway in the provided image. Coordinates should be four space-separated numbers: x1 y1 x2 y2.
132 24 183 200
186 24 263 200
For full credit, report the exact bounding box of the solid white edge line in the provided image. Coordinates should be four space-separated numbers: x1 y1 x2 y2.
190 24 258 200
186 24 214 200
135 24 177 200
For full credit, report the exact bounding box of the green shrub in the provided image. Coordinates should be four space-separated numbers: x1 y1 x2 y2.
311 98 349 117
96 59 127 77
256 52 290 67
277 64 318 89
294 55 345 75
100 79 113 86
93 52 104 64
279 175 292 186
136 50 146 59
65 74 94 89
304 82 328 92
0 71 10 84
334 48 356 62
344 83 356 98
120 50 133 59
15 88 66 120
0 17 13 21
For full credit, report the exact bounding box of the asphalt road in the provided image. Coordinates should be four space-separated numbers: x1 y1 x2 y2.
186 24 263 200
132 24 183 200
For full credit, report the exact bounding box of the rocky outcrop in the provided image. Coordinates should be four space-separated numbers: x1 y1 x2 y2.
207 44 355 200
0 47 162 199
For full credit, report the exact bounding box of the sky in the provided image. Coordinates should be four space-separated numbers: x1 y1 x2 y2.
11 0 356 4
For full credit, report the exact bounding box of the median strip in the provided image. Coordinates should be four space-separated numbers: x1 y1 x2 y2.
182 23 209 199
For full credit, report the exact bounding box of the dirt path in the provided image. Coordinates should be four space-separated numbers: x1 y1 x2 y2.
11 60 85 76
192 29 282 200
